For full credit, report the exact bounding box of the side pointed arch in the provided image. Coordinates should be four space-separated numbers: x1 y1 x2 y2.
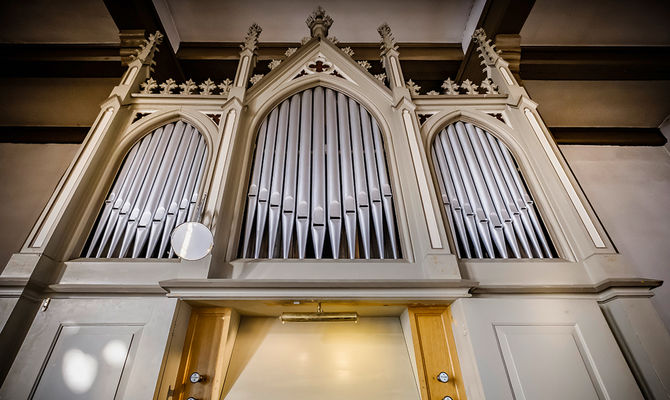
428 118 555 259
239 86 401 259
82 119 209 258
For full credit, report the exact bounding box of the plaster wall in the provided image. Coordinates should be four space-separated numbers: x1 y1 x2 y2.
560 145 670 328
0 143 79 270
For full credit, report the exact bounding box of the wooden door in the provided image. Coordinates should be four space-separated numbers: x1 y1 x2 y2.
409 307 467 400
173 308 239 400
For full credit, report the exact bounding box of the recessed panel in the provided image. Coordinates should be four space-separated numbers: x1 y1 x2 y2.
222 316 419 400
495 325 603 400
32 325 136 400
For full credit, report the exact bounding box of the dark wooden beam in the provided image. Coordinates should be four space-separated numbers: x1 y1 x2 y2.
103 0 183 81
0 127 89 144
177 42 463 61
0 44 122 78
550 127 667 146
457 0 535 82
521 46 670 80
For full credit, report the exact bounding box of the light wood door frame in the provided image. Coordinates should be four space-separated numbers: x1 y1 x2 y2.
408 307 467 400
173 307 239 400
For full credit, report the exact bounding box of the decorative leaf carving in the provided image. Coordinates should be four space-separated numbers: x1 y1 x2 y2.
285 48 297 57
406 79 421 95
140 78 157 94
426 90 439 95
461 79 479 95
179 79 198 95
341 47 355 57
441 78 459 95
480 78 499 94
268 59 282 70
218 78 233 96
357 60 372 70
249 74 264 86
199 78 217 95
374 73 387 83
159 78 177 94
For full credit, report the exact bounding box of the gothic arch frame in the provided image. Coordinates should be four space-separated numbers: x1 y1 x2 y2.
72 108 218 260
421 109 567 260
226 75 412 262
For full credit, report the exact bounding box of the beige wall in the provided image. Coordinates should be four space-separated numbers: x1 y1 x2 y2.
0 143 79 270
560 145 670 328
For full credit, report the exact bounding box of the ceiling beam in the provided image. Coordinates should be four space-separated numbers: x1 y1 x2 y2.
103 0 184 81
457 0 535 82
521 46 670 80
551 127 667 146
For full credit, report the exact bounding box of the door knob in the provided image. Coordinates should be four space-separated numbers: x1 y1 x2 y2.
189 371 206 383
437 371 449 383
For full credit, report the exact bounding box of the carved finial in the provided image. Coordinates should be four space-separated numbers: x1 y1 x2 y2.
441 78 459 95
472 28 501 65
306 6 333 39
378 23 398 55
159 78 177 94
130 31 164 64
241 23 262 52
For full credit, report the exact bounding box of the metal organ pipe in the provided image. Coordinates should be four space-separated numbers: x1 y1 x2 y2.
241 87 400 259
431 122 554 259
83 121 208 258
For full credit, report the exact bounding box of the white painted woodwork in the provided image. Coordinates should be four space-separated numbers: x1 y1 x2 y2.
450 298 644 400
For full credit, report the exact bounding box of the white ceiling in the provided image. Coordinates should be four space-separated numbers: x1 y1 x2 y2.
164 0 476 43
0 0 119 44
521 0 670 46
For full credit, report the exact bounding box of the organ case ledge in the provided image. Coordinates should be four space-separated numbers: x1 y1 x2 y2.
157 278 476 301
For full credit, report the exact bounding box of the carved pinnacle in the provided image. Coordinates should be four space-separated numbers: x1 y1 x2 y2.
306 6 333 39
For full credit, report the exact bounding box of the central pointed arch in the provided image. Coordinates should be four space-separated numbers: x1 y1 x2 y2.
240 86 401 259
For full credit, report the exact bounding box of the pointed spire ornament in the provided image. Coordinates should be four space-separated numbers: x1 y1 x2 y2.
241 23 262 52
472 28 501 65
306 6 333 39
378 23 398 55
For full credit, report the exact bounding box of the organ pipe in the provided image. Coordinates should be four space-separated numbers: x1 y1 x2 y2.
241 87 400 259
431 122 554 259
83 121 207 259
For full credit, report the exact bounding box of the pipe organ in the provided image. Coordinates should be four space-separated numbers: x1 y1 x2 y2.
240 87 400 259
431 122 554 259
83 121 208 258
2 9 661 400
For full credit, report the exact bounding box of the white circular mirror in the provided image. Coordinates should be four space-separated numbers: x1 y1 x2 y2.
170 222 213 260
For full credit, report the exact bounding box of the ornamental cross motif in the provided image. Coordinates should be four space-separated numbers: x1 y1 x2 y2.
308 59 332 73
199 79 217 95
